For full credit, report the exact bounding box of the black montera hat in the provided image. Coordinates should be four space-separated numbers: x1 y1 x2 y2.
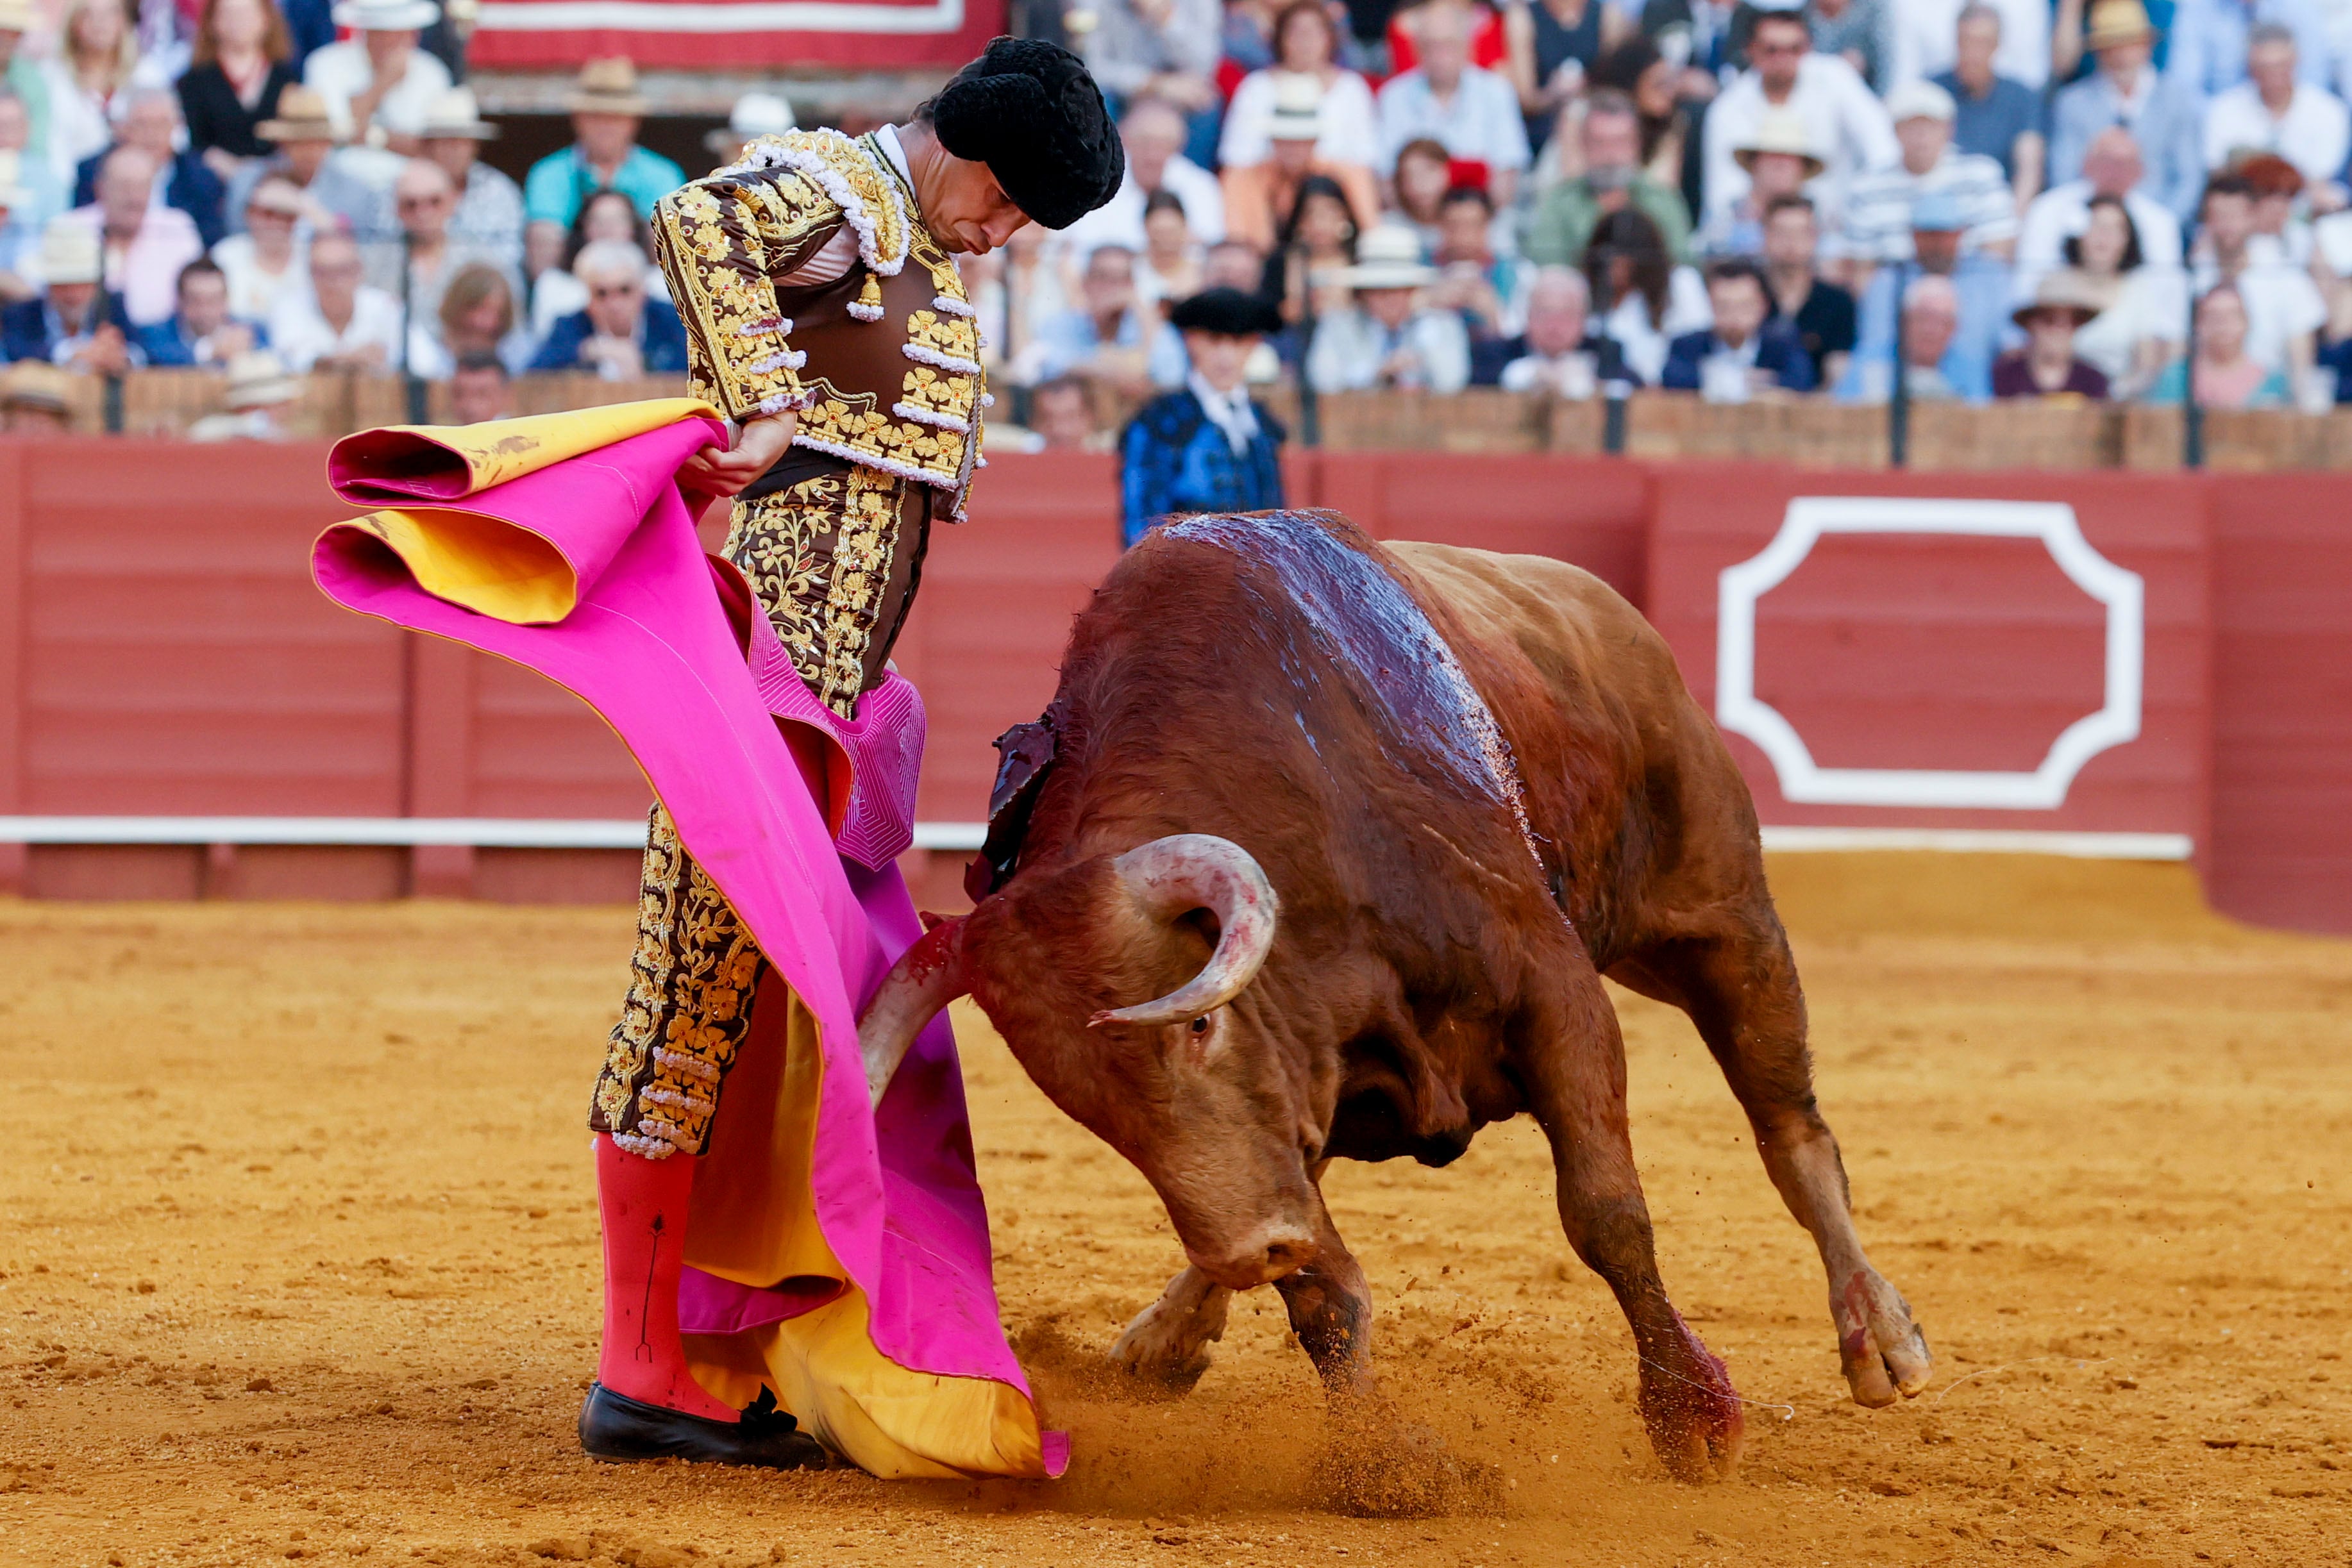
930 37 1124 231
1168 287 1282 337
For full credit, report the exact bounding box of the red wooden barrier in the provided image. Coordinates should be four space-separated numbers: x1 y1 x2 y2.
0 438 2342 933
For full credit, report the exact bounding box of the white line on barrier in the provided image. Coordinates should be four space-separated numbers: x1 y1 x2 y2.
473 0 964 33
1758 826 2190 860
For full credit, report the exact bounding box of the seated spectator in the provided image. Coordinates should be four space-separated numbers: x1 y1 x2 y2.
1695 111 1820 260
3 217 135 369
419 88 523 268
269 228 402 371
43 0 142 194
703 91 793 170
1223 0 1277 73
177 0 299 178
74 89 228 247
2191 171 2324 397
1525 88 1692 267
2050 1 2203 222
1888 0 2050 90
1851 272 1969 401
528 188 657 340
1378 1 1532 204
1760 196 1856 387
1077 0 1222 153
1306 222 1472 393
1136 189 1204 308
1503 0 1628 135
1390 135 1456 238
2017 126 2185 295
1699 7 1895 244
1029 374 1105 451
526 238 685 378
229 85 387 241
2204 23 2349 202
301 0 449 147
0 6 48 188
1223 74 1382 255
1588 37 1697 208
75 147 203 326
1120 287 1286 546
1806 0 1886 87
1221 1 1380 171
0 150 37 299
2057 192 2185 398
1581 205 1709 385
0 97 63 257
1663 257 1813 398
2167 0 2334 101
187 347 300 439
2238 153 2313 263
136 256 258 363
1933 3 2046 203
424 260 530 378
210 173 305 322
2148 281 2290 406
369 157 519 333
1992 274 2111 398
521 60 685 281
1845 81 2014 275
1489 265 1634 392
1427 183 1516 339
447 349 510 423
1 360 72 431
1063 96 1227 262
1842 190 2009 400
1029 242 1152 391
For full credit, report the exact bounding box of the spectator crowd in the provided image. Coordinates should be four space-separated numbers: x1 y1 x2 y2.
4 0 2352 436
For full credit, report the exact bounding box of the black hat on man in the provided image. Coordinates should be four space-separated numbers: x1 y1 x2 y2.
930 37 1125 230
1168 287 1282 337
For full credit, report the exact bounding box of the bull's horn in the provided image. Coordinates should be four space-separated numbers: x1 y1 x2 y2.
858 915 970 1110
1090 835 1280 1028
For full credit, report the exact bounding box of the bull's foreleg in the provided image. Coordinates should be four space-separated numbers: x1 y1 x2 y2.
1272 1202 1376 1400
1618 928 1933 1409
1520 967 1745 1483
1110 1265 1232 1392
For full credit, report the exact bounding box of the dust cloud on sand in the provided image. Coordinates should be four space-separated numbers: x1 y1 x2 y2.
2 853 2348 1567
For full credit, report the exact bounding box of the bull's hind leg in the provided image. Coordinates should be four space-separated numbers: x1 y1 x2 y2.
1520 962 1745 1481
1111 1266 1232 1392
1615 917 1932 1408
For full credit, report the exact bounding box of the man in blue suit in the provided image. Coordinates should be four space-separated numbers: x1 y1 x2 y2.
1662 259 1817 397
525 240 686 377
1119 287 1285 547
72 90 229 249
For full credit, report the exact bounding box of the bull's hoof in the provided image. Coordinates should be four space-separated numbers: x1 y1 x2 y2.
1109 1269 1230 1396
1836 1267 1933 1407
1639 1313 1746 1482
1317 1417 1504 1517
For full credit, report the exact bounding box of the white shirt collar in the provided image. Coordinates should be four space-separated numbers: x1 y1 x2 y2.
875 123 916 192
1187 370 1259 453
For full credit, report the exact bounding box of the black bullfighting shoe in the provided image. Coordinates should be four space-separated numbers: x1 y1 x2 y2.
578 1383 830 1469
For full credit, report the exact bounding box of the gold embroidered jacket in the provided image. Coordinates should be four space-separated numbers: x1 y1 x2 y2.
650 128 987 518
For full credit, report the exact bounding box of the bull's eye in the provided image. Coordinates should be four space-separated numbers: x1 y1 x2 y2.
1189 1015 1212 1036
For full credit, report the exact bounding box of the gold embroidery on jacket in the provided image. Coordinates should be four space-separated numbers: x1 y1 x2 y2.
721 468 905 719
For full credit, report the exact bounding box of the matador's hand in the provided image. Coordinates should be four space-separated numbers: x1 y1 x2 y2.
681 411 798 501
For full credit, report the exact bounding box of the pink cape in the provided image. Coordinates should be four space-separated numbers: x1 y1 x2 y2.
311 411 1063 1476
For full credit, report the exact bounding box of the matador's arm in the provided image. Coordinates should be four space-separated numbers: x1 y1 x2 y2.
650 164 847 421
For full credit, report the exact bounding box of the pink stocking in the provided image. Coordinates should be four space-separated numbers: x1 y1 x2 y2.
593 1134 739 1421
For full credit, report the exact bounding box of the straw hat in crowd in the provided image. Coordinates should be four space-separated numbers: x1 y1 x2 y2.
1343 224 1441 290
707 91 794 155
1733 112 1826 178
2011 272 2105 331
569 58 648 117
37 217 100 287
419 86 499 141
1266 71 1325 144
1883 79 1956 125
256 85 337 144
1 361 72 417
222 351 303 412
329 0 440 31
2082 0 2160 53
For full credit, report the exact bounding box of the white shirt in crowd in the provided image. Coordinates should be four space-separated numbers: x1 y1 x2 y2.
269 281 405 371
1593 263 1712 385
1221 67 1381 169
1375 63 1531 177
1701 53 1899 236
1843 148 2019 262
303 40 454 142
2071 267 2190 383
2203 80 2352 190
210 229 312 323
1056 156 1229 262
2015 180 2187 297
1886 0 2053 89
1306 303 1473 394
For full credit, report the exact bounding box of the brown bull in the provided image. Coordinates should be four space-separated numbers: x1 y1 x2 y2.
860 508 1931 1482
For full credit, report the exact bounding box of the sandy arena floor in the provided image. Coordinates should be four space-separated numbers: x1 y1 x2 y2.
3 853 2349 1568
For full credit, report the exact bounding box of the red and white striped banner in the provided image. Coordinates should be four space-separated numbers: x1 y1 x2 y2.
467 0 1005 71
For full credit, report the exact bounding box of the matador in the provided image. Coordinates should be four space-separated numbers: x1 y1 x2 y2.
576 38 1122 1471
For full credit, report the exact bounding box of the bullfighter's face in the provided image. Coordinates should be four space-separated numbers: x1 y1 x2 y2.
963 849 1326 1291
